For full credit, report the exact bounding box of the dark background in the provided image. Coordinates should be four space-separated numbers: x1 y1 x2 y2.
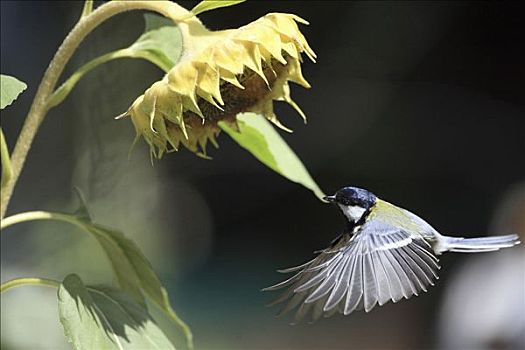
1 1 524 349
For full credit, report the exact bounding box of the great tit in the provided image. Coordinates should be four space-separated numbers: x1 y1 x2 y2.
263 186 520 323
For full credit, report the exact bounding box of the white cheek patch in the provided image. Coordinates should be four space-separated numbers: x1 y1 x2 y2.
339 204 367 222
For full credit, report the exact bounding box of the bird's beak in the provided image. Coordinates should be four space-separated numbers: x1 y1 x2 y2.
323 195 336 203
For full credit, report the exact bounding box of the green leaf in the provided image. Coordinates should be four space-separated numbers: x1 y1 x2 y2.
219 113 326 200
70 193 193 348
47 14 182 109
126 14 183 72
1 74 27 110
58 274 175 350
71 194 186 313
143 13 177 32
83 222 175 317
82 223 147 305
191 0 247 16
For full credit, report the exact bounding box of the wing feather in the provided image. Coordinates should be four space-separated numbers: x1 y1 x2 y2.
371 250 393 305
323 253 352 311
400 245 436 287
277 259 315 273
375 236 405 302
344 249 363 315
396 246 428 291
409 244 440 278
389 247 420 296
292 299 312 324
362 249 379 312
305 255 349 303
276 290 307 317
294 255 343 293
382 234 421 297
310 294 329 323
264 217 441 322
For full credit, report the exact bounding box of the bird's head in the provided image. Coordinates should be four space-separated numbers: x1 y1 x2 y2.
324 186 377 223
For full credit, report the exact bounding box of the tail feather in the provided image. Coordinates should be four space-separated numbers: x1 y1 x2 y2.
443 234 520 253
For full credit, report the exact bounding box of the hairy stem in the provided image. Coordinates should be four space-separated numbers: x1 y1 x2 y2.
1 277 60 293
0 0 193 219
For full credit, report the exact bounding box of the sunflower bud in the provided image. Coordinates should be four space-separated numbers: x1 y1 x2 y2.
122 12 316 158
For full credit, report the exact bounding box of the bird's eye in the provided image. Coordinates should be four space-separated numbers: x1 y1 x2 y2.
335 194 346 205
337 196 352 206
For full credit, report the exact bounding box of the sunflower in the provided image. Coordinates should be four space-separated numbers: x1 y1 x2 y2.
120 11 316 158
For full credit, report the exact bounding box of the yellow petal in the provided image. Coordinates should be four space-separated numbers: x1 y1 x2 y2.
218 68 245 89
280 41 299 60
196 62 224 106
238 42 269 87
212 40 246 75
287 59 311 88
249 25 287 65
168 63 198 97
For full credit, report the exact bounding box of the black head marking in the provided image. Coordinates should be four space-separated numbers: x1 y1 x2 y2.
334 186 377 210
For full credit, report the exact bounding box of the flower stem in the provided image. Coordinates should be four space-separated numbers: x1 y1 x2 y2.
1 277 60 293
0 0 193 219
47 48 170 110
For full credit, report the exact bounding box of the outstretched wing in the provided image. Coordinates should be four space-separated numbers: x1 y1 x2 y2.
263 219 440 323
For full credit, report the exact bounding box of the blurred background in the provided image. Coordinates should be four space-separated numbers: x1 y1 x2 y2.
1 1 524 349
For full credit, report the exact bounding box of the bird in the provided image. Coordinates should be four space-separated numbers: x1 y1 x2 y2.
263 186 521 323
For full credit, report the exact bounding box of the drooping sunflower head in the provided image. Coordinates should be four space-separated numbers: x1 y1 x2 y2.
121 12 316 158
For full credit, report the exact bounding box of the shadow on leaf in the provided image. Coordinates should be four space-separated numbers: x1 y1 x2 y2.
58 274 174 349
